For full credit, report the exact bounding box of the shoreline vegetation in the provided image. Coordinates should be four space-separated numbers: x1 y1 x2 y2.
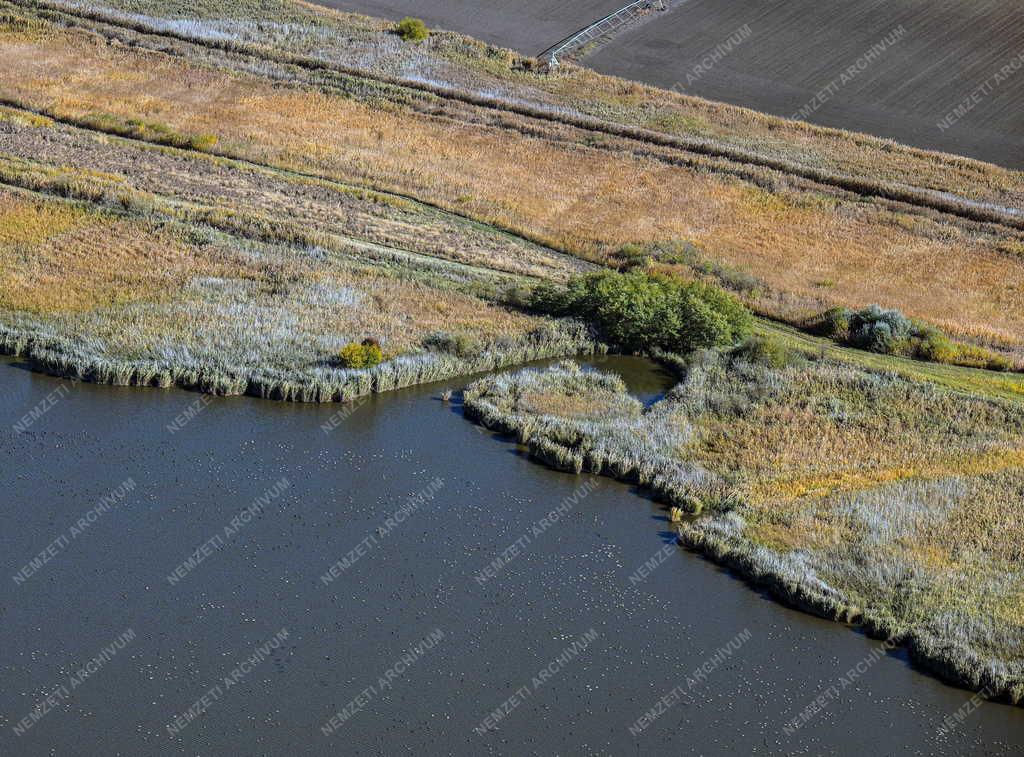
0 321 603 401
3 0 1024 708
463 356 1024 705
0 180 602 401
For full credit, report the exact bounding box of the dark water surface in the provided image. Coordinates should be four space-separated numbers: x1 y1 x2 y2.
1 356 1022 756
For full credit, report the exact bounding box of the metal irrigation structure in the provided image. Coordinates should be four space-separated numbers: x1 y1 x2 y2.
539 0 665 66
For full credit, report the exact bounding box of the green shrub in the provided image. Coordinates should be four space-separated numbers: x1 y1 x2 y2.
501 284 533 309
189 134 219 152
848 305 913 353
395 17 429 42
987 355 1014 372
338 342 366 368
361 338 383 366
816 306 852 341
632 240 764 294
912 324 956 363
951 343 1013 372
526 282 568 316
338 338 383 369
530 271 751 354
814 305 1014 371
611 243 650 270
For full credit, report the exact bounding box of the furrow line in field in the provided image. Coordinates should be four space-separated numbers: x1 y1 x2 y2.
0 164 544 290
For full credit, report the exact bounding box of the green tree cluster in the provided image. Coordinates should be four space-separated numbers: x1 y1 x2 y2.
396 17 429 42
531 271 751 354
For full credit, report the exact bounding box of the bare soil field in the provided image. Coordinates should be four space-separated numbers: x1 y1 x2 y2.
315 0 625 54
585 0 1024 168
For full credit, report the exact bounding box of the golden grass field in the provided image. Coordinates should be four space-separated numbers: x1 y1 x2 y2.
677 354 1024 682
56 0 1024 207
0 188 545 346
1 10 1023 359
0 192 221 313
0 185 565 391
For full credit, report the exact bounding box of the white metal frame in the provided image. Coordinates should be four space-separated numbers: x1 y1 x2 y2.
542 0 660 66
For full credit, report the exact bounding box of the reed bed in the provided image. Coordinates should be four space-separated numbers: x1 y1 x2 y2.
1 320 600 401
0 187 599 400
463 353 1024 702
0 148 584 300
464 362 723 513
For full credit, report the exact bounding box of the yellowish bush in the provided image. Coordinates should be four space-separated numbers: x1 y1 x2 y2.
338 339 384 368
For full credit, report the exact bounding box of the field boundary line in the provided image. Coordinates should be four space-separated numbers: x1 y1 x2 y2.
0 171 533 286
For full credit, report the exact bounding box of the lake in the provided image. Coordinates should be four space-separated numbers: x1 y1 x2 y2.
1 356 1022 755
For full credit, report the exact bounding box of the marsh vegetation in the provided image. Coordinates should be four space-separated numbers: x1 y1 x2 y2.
0 186 597 400
2 0 1023 365
2 0 1024 710
465 350 1024 702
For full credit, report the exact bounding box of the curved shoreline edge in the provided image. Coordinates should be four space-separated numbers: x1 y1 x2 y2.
461 362 1024 707
0 324 604 403
6 317 1021 704
680 526 1023 706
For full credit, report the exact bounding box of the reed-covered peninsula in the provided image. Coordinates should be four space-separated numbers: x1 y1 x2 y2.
463 352 1024 702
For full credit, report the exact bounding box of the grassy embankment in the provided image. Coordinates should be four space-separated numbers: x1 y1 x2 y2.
30 0 1024 211
464 354 1024 702
2 0 1024 365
